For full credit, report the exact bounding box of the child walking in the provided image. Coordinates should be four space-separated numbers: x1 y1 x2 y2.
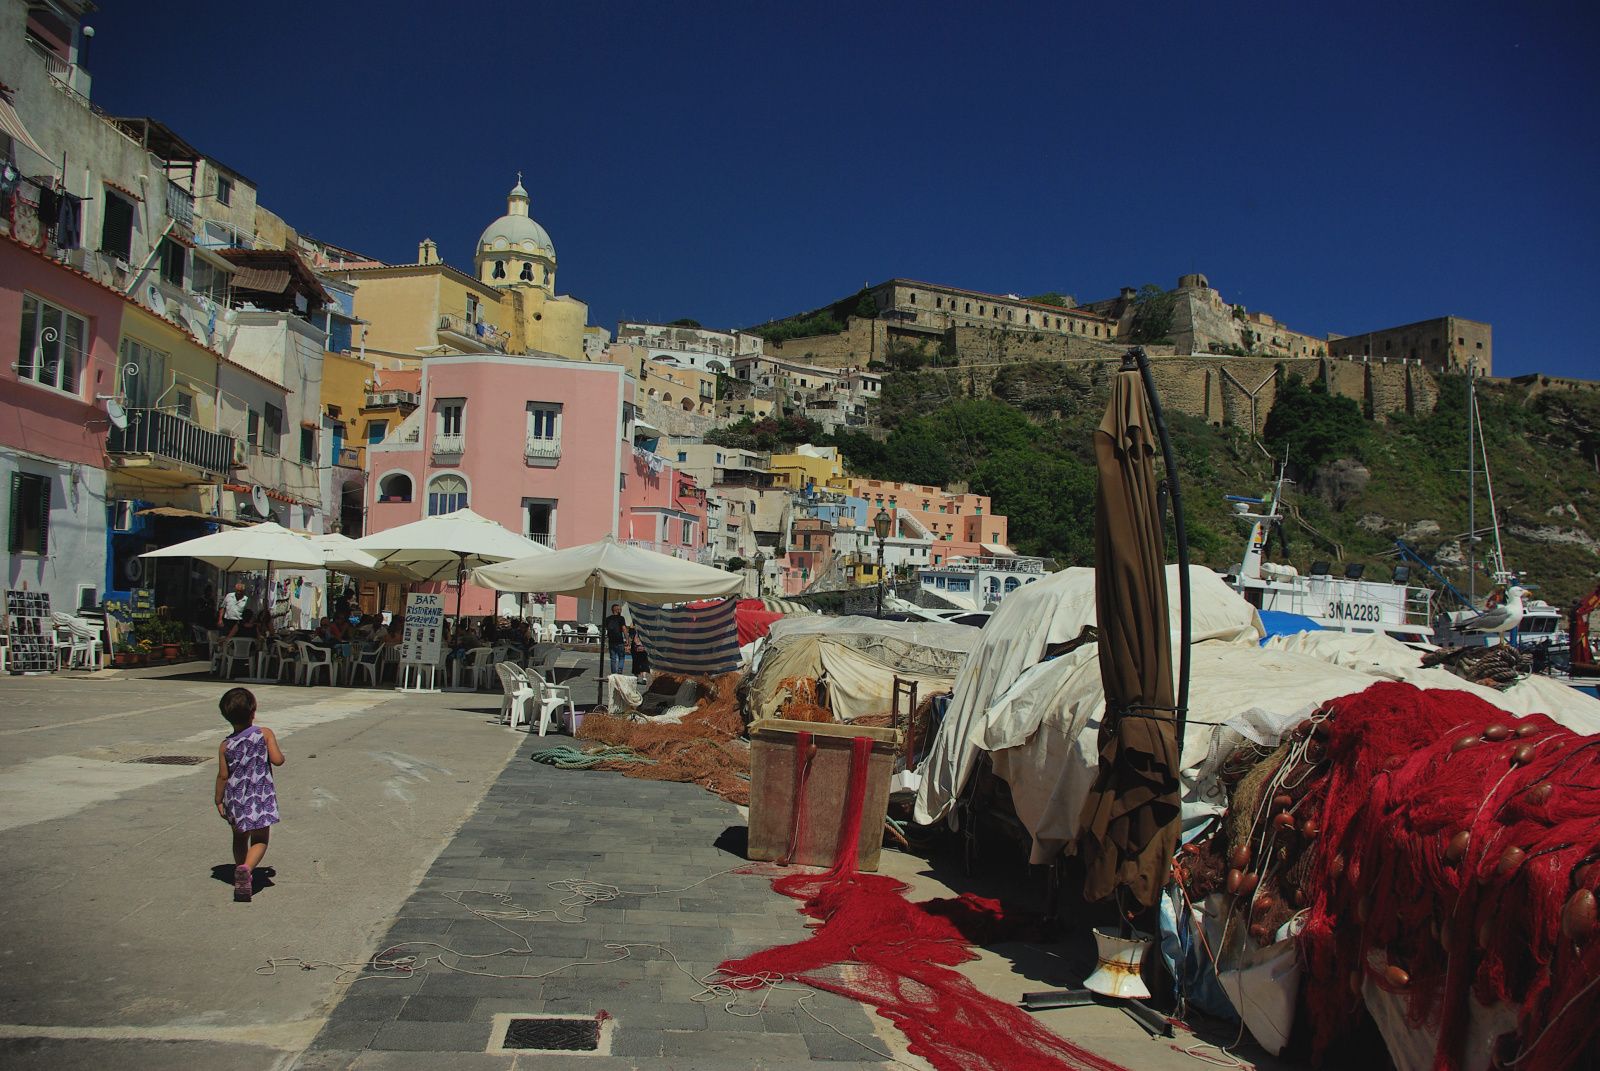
214 687 284 902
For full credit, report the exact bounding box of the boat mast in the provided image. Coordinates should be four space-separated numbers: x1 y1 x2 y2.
1467 359 1476 607
1474 387 1509 584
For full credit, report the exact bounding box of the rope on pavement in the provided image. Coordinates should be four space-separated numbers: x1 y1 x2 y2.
529 743 654 769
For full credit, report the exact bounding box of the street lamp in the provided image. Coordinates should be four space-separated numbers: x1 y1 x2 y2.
873 508 892 617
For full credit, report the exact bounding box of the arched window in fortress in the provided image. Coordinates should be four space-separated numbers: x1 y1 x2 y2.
520 262 534 281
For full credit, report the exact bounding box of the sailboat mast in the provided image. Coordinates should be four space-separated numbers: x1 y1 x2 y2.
1467 359 1476 607
1475 389 1507 581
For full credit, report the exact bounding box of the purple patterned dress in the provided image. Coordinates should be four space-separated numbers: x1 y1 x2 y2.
223 725 280 832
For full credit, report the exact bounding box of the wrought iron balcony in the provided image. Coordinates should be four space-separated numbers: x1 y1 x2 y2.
524 434 561 462
432 432 465 456
107 407 238 475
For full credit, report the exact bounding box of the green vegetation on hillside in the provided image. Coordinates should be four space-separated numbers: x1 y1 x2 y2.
1026 292 1074 307
839 364 1600 608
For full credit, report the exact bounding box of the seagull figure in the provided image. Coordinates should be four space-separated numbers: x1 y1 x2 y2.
1457 586 1528 644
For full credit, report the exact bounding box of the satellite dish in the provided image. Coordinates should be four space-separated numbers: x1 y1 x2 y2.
251 485 270 516
105 399 128 430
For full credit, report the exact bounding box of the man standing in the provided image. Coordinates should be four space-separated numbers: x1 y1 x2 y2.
219 581 249 638
604 603 628 674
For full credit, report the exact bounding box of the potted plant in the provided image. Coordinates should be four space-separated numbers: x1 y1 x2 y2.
159 617 183 662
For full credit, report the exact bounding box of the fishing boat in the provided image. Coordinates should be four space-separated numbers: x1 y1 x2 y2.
1223 468 1434 641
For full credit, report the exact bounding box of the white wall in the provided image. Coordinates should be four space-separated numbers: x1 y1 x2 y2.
1 449 107 612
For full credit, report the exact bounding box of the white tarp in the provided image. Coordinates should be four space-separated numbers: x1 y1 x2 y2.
914 565 1260 826
916 566 1600 863
748 614 981 723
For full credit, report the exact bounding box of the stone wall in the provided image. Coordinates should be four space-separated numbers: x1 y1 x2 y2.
765 317 889 369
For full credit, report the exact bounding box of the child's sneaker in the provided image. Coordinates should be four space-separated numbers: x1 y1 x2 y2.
233 865 252 902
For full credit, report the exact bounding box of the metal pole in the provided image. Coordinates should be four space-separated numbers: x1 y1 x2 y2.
876 534 885 617
1467 360 1476 607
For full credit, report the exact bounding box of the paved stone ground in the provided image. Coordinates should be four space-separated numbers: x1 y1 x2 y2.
297 733 900 1071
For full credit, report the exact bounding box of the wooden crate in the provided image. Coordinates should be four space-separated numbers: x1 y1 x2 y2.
747 718 901 872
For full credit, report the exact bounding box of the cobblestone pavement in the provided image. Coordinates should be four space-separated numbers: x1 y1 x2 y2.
296 733 903 1071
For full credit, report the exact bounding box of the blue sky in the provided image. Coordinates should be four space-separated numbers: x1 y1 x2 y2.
88 1 1598 379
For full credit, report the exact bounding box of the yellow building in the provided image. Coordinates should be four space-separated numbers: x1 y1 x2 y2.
768 445 846 491
321 351 377 461
328 178 589 364
715 395 775 422
604 345 717 414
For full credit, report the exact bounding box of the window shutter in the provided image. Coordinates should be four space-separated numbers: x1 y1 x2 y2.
7 472 21 553
36 478 51 556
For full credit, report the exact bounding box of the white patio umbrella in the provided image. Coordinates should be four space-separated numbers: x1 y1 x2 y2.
353 508 550 635
141 521 325 627
472 535 743 705
309 532 420 581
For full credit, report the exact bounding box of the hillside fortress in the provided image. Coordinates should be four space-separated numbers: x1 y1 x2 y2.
752 275 1495 433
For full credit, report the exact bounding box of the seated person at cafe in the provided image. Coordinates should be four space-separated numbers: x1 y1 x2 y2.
312 616 353 659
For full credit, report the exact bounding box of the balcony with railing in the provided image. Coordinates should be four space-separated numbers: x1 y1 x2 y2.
364 388 419 410
527 532 557 550
432 432 465 457
437 314 507 351
524 434 561 463
625 539 715 565
107 408 238 476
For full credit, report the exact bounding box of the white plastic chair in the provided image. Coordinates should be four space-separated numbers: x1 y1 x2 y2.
456 646 496 690
350 644 385 687
221 637 255 679
527 667 576 737
495 662 536 728
584 623 601 645
296 641 334 686
50 612 76 668
66 618 103 669
203 629 224 675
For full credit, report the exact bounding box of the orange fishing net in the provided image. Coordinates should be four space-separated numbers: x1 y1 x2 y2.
775 676 834 723
576 672 754 805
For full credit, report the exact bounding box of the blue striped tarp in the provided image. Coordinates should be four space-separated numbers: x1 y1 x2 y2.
630 599 741 677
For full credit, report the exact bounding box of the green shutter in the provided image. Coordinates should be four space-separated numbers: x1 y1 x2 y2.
7 472 20 553
36 477 50 556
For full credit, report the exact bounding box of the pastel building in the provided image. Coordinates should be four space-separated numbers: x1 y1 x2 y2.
845 477 1009 553
363 353 709 618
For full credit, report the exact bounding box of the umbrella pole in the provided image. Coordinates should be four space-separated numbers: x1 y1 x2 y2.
596 585 608 710
1131 347 1191 738
452 552 466 646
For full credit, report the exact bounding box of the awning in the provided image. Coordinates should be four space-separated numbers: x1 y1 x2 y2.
230 266 291 293
136 506 246 527
0 94 49 161
981 543 1015 557
190 244 237 273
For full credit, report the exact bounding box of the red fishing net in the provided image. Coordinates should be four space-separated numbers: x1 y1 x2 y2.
1298 682 1600 1070
720 735 1132 1071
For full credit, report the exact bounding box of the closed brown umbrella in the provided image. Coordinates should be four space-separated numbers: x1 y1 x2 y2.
1077 355 1183 908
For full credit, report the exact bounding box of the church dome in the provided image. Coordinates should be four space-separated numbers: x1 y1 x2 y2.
477 177 554 258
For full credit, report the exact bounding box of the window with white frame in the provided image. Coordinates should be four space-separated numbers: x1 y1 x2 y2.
435 400 464 451
525 401 561 458
465 295 480 323
680 519 692 544
216 174 234 206
18 295 87 396
246 409 260 448
427 473 467 516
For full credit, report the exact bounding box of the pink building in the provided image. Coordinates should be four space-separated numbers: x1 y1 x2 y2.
621 445 709 563
364 353 708 617
1 237 125 610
